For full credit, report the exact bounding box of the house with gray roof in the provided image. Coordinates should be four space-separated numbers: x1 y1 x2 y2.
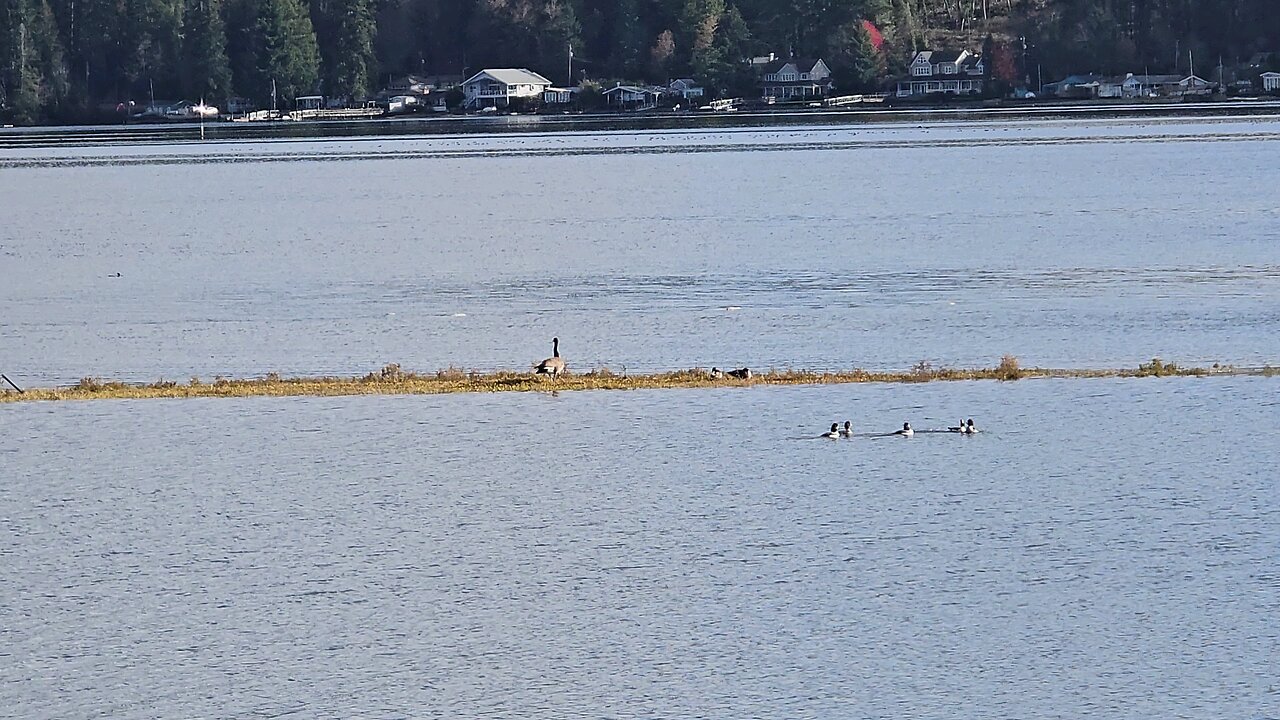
603 85 663 110
1096 73 1213 98
759 58 834 100
462 69 553 110
896 49 986 98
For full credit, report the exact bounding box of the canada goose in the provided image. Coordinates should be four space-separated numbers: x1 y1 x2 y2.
533 337 566 379
727 367 752 379
822 423 840 439
840 421 853 437
894 422 914 437
710 367 724 379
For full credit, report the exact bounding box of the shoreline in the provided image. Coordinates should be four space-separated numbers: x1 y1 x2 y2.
4 99 1279 148
3 360 1275 404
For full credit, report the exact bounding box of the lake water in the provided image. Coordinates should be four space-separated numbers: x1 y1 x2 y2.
2 377 1278 718
2 114 1279 384
2 114 1279 718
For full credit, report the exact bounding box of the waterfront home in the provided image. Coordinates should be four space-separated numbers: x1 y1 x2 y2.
603 85 662 110
542 86 580 106
385 94 422 114
1042 74 1103 98
1096 73 1212 98
1263 72 1280 92
668 79 705 99
462 69 552 110
387 75 433 95
895 50 985 98
759 58 834 100
1180 75 1215 95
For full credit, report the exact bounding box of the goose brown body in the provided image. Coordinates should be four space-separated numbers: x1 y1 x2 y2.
534 337 566 379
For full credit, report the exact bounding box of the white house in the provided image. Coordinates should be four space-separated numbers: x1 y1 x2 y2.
603 85 662 110
542 87 579 105
1262 72 1280 92
462 68 552 109
895 50 985 97
759 58 834 100
668 78 705 99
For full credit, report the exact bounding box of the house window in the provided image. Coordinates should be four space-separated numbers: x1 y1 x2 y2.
913 67 929 76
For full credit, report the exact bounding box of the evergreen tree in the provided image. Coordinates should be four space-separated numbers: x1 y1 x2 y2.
607 0 647 78
536 0 580 83
1 0 67 122
693 3 753 95
8 0 1280 121
180 0 232 101
121 0 183 99
828 19 882 92
326 0 376 99
679 0 724 61
252 0 320 103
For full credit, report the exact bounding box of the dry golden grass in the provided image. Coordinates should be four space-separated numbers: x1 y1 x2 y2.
0 358 1269 404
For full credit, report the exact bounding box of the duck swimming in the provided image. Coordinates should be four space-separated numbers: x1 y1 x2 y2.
822 423 840 439
893 422 914 437
840 420 853 438
964 418 978 434
948 420 966 433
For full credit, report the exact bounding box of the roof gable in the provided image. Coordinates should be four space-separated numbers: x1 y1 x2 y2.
762 58 824 75
464 68 552 86
604 85 658 95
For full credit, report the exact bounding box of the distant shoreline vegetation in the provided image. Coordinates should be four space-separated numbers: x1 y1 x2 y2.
3 0 1278 126
3 358 1276 403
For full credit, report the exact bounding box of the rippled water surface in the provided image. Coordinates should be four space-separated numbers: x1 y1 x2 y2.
2 115 1279 384
3 377 1278 718
2 116 1279 718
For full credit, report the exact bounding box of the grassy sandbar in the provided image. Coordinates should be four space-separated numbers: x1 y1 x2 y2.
2 357 1274 404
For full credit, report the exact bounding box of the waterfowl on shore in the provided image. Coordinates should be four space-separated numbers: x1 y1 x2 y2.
533 337 566 379
893 422 914 437
710 367 725 379
822 423 840 439
726 367 752 380
840 421 853 437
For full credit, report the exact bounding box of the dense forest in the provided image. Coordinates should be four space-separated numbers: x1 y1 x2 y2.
2 0 1279 123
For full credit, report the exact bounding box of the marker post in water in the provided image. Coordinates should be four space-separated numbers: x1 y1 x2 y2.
1 374 23 393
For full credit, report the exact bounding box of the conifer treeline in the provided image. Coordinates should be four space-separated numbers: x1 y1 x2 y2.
2 0 1278 123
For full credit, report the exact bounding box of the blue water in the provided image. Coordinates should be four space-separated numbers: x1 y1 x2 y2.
2 376 1278 718
2 116 1278 719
